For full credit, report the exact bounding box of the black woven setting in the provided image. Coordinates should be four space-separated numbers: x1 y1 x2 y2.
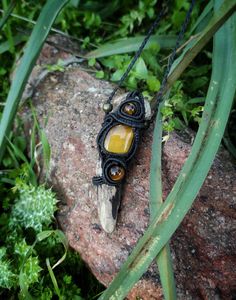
93 91 147 186
92 1 196 187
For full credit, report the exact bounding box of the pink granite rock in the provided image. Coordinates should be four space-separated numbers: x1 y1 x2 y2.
24 41 236 300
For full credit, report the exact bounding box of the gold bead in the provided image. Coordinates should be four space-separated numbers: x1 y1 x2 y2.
123 102 136 115
109 165 125 181
103 103 113 113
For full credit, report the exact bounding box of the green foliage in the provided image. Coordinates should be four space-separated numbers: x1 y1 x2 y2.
0 0 209 124
21 256 42 288
0 0 101 287
99 44 161 92
45 59 65 72
14 239 31 261
171 0 190 28
0 247 17 289
0 0 69 162
162 81 203 133
115 0 157 37
0 177 99 298
10 184 57 232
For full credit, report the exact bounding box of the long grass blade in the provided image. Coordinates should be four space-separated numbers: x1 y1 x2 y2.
0 9 91 46
98 3 236 299
150 100 176 300
189 0 213 34
85 35 177 58
46 258 62 299
167 0 236 91
0 0 16 31
30 103 51 172
19 240 37 300
0 0 69 163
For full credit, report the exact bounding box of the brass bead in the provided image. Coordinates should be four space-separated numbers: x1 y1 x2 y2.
123 102 136 115
103 103 113 113
109 165 125 182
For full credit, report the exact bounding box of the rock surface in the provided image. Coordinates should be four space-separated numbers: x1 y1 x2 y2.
25 41 236 300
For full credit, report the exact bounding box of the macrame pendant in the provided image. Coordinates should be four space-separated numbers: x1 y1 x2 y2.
91 0 195 233
93 91 151 232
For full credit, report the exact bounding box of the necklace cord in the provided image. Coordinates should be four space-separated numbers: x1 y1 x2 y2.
106 0 169 105
153 0 196 116
105 0 196 114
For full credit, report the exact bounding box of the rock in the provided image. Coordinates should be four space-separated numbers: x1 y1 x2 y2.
24 41 236 299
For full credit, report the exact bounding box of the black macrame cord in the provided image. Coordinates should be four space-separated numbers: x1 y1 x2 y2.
105 0 170 107
93 1 196 187
105 0 196 111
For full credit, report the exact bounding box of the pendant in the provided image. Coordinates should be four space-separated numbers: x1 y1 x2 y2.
93 91 151 232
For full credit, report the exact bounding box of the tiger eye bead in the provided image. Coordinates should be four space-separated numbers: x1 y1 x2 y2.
109 165 125 181
123 102 136 115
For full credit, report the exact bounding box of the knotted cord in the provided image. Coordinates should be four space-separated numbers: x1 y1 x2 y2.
105 0 196 115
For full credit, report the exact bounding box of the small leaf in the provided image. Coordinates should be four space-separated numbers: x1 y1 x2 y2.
88 57 96 66
95 70 104 79
111 69 123 82
37 230 54 242
146 75 160 92
171 11 186 27
134 58 148 79
127 75 138 89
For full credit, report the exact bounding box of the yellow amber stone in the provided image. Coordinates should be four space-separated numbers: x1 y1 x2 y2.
104 125 134 154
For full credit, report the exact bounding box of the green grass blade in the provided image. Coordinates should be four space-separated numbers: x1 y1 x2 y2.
6 145 19 168
156 246 176 298
37 230 68 270
150 100 177 300
0 0 69 163
189 0 213 34
98 5 236 300
6 137 37 186
46 258 62 299
167 0 236 91
0 33 27 54
19 240 37 300
85 35 177 58
39 129 51 171
40 230 68 299
0 9 94 46
0 0 16 31
150 104 163 222
2 0 15 52
30 103 51 172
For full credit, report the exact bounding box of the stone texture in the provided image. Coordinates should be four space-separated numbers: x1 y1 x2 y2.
24 41 236 300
